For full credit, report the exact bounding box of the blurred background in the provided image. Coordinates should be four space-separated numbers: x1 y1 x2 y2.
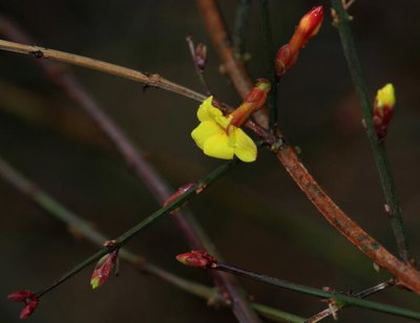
0 0 419 322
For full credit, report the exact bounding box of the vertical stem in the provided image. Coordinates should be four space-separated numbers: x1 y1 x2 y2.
233 0 252 58
258 0 278 129
330 0 410 262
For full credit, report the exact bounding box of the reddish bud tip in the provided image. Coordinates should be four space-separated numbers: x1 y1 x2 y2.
275 6 323 77
195 43 207 70
90 250 119 289
176 250 216 268
8 290 39 319
299 6 324 38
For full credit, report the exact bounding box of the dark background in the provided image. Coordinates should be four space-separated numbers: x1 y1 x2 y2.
0 0 419 322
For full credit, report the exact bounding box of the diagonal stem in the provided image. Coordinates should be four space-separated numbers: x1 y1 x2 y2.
34 159 237 297
0 156 303 322
215 262 420 320
330 0 411 262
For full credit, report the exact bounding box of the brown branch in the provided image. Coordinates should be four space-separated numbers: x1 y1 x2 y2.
0 38 206 102
196 0 269 129
0 17 260 323
196 0 420 294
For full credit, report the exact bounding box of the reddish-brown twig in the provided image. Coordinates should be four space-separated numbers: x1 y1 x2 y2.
196 0 420 293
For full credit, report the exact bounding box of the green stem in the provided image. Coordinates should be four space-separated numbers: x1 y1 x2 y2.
0 156 304 322
33 159 237 297
216 263 420 320
330 0 410 262
233 0 252 58
258 0 278 129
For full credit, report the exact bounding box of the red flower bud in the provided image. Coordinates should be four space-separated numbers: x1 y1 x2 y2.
90 250 119 289
176 250 216 268
229 79 271 127
8 290 39 320
20 299 39 320
8 290 34 302
275 6 324 77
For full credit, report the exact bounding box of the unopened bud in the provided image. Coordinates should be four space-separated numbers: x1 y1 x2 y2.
244 79 271 108
195 43 207 70
229 79 271 127
373 83 396 140
8 290 39 320
275 6 324 77
90 250 119 289
176 250 216 268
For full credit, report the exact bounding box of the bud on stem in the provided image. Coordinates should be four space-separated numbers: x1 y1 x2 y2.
275 6 324 77
373 83 396 141
229 79 271 128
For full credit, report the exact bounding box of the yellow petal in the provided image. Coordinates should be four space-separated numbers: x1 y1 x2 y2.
230 128 257 162
197 96 219 121
376 83 396 108
191 121 224 149
197 96 231 129
203 133 234 160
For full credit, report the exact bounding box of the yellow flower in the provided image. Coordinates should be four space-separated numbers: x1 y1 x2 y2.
191 97 257 162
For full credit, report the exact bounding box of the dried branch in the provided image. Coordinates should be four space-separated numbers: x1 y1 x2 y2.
195 0 420 293
0 18 260 323
0 38 206 102
330 0 411 262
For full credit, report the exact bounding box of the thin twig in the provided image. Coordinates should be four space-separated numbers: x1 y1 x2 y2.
185 35 211 95
0 17 261 323
0 156 303 323
233 0 252 58
214 263 420 320
0 38 206 102
258 0 278 129
196 0 420 294
307 279 394 322
330 0 411 262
